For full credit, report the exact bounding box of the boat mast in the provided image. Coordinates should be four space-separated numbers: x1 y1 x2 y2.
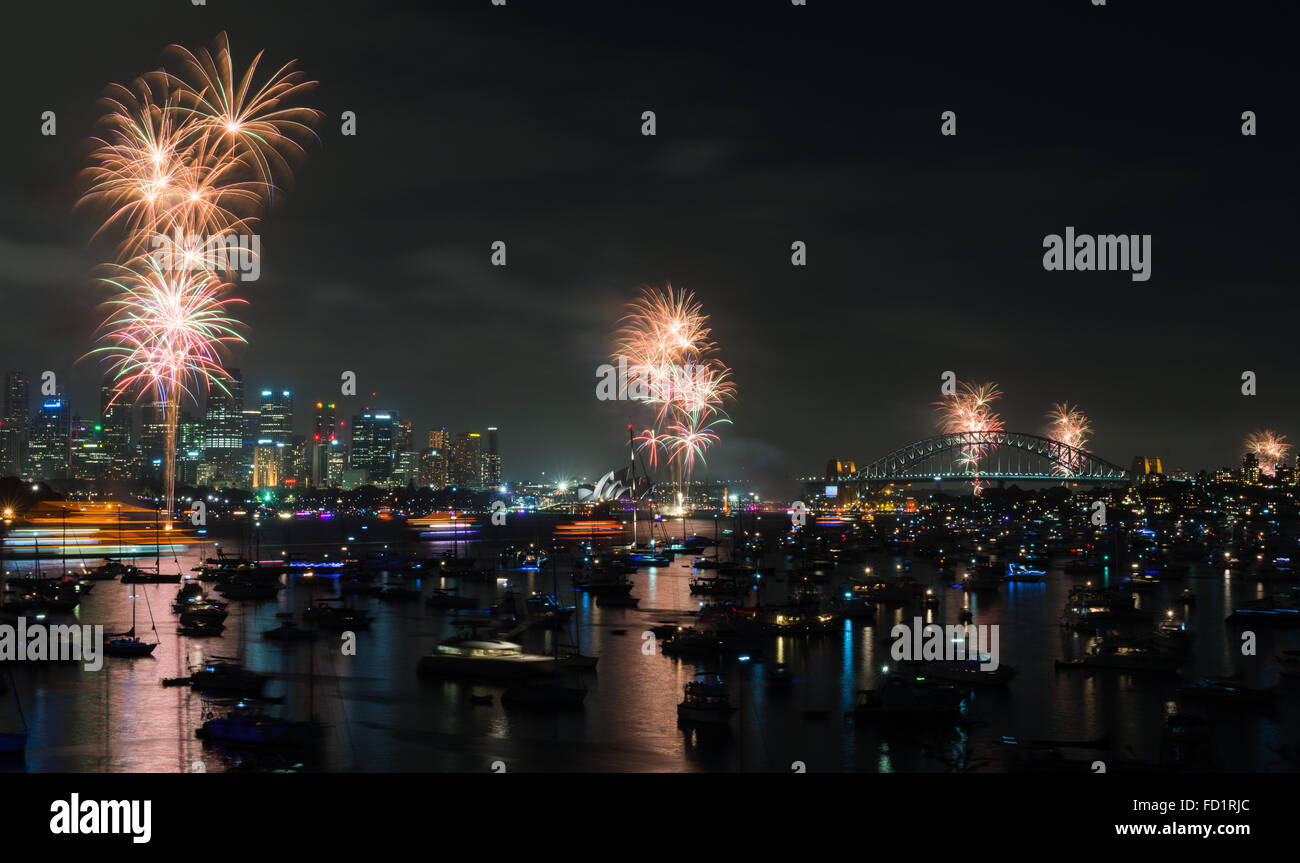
628 422 636 548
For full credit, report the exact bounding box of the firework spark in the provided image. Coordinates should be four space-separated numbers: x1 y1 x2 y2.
935 381 1004 485
1046 402 1092 477
81 33 319 516
615 285 734 503
1245 430 1291 477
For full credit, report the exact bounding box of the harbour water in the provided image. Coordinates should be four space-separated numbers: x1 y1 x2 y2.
2 514 1295 772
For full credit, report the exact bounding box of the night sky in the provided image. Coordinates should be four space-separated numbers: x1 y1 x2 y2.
3 1 1298 491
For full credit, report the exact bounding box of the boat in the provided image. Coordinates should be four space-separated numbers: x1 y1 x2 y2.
172 581 206 612
214 576 283 601
190 659 269 696
1155 611 1192 648
302 603 371 630
1003 562 1046 583
121 569 181 584
963 560 1003 591
689 575 743 596
425 589 477 610
376 584 421 602
122 507 183 584
911 658 1017 686
86 559 129 580
1056 632 1187 672
1061 585 1152 629
852 672 966 723
179 600 229 627
1226 597 1300 627
1178 677 1277 708
676 676 737 724
571 566 635 596
196 707 324 748
492 591 574 624
660 628 726 657
104 583 159 658
262 621 317 642
417 636 557 679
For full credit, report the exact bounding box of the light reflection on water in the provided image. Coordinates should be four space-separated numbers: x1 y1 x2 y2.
0 515 1297 772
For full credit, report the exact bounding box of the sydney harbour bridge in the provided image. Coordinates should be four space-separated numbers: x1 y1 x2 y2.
829 430 1132 486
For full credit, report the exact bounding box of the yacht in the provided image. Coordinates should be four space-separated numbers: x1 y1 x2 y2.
190 659 269 695
197 703 324 749
425 589 477 610
676 677 737 725
417 636 557 679
911 658 1017 686
852 672 966 723
1057 633 1187 672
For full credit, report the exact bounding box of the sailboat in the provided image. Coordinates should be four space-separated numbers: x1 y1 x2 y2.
121 507 182 584
105 581 159 657
197 591 326 749
501 556 588 709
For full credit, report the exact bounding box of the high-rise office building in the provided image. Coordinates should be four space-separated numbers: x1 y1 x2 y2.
350 410 397 484
28 394 71 480
255 388 293 486
140 401 168 481
2 372 30 476
451 432 481 489
481 426 502 489
393 418 416 487
203 369 245 485
423 427 450 488
71 415 111 481
177 412 203 486
258 389 294 444
311 401 341 487
99 380 133 479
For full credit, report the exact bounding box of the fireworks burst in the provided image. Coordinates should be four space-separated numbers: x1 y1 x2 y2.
81 33 319 516
1046 402 1092 477
935 381 1004 491
1245 430 1291 477
615 285 734 504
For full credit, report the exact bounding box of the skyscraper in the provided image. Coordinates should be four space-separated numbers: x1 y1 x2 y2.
203 368 244 486
2 372 30 476
451 432 481 489
70 415 111 480
350 410 397 484
258 389 294 445
393 418 416 487
28 394 71 481
99 380 133 479
421 426 450 488
482 426 502 489
311 401 340 487
256 388 293 486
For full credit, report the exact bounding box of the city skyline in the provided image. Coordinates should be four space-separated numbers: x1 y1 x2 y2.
2 2 1297 489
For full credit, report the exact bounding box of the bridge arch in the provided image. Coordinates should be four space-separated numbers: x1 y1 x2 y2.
844 431 1130 482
